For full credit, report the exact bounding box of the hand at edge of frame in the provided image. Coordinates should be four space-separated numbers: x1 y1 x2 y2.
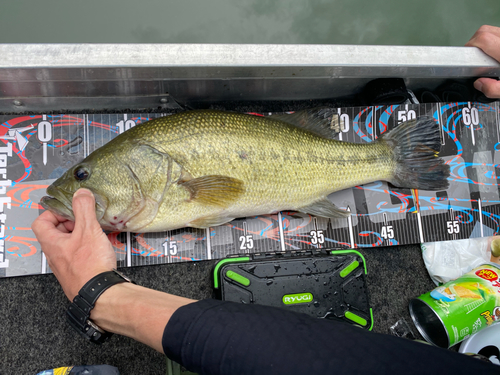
466 25 500 99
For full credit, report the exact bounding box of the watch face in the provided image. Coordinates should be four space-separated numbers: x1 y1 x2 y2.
67 307 111 344
87 319 106 334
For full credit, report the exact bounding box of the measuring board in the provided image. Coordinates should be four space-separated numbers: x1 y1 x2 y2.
1 102 499 277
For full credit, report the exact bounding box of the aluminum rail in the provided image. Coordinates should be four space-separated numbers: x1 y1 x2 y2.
1 44 499 70
0 44 498 112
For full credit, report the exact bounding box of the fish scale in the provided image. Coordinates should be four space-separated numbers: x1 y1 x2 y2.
134 111 391 195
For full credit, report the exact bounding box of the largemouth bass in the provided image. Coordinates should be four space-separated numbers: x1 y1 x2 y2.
41 109 449 232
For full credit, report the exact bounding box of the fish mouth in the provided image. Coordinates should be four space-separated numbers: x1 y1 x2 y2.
40 185 75 220
40 196 75 220
41 184 107 223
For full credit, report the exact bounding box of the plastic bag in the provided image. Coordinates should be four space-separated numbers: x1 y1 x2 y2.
421 236 500 285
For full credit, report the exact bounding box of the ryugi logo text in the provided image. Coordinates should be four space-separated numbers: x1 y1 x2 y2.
283 292 313 305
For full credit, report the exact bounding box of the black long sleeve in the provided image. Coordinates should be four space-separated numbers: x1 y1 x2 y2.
162 299 498 375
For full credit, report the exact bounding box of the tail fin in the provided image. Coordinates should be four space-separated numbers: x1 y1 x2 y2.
381 116 449 191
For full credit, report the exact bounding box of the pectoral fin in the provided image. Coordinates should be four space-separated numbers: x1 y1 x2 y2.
297 198 350 218
179 175 245 208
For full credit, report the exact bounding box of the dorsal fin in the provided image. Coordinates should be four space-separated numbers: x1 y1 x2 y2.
267 107 342 139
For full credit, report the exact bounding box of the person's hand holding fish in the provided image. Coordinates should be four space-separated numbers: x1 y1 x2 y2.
32 188 117 301
32 188 195 353
466 25 500 99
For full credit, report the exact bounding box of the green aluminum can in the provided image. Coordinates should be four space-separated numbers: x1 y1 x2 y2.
409 263 500 348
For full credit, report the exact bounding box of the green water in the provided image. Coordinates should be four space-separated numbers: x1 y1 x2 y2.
0 0 499 46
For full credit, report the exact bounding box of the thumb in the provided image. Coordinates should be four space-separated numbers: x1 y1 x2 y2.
474 78 500 99
72 188 100 233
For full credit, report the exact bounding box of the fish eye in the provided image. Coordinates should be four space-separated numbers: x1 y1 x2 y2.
74 166 90 181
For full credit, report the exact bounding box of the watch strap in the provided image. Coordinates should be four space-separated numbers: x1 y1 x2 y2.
79 270 131 304
67 269 132 344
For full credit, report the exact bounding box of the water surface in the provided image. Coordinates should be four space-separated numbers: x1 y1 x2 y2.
1 0 499 46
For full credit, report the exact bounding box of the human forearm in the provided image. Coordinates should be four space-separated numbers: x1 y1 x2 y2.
164 299 499 375
89 282 196 353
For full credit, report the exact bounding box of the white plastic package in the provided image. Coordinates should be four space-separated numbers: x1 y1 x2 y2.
421 236 500 285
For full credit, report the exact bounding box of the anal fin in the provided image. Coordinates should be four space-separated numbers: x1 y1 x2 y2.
297 198 350 218
189 215 235 228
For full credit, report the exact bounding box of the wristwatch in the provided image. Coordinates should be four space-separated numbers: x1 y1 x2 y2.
66 269 133 344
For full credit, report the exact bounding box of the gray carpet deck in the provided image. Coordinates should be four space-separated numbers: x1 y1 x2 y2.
0 244 436 374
